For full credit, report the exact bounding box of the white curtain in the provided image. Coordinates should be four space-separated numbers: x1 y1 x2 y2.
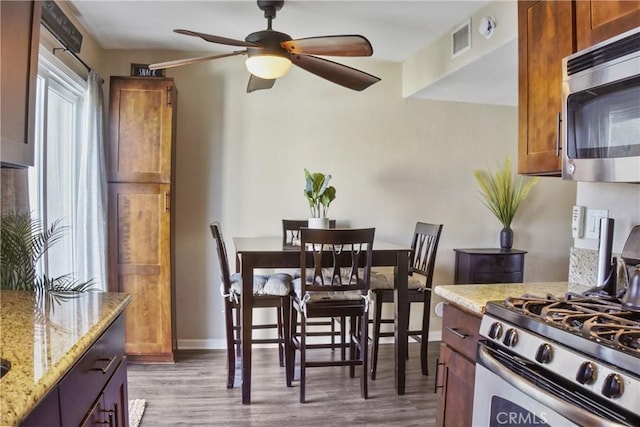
75 70 108 290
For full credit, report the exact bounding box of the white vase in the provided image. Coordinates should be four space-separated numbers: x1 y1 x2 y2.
308 217 330 229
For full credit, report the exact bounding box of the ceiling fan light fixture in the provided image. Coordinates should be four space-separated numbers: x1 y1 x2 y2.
245 53 292 79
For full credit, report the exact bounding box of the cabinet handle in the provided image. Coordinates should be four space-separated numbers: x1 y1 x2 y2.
164 191 169 212
166 86 172 106
445 326 468 339
555 112 562 157
434 357 445 393
91 355 118 374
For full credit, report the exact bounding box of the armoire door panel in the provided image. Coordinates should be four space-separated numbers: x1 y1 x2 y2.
108 77 174 183
116 192 163 265
120 274 171 355
108 182 172 361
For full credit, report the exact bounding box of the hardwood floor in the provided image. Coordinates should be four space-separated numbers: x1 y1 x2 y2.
127 342 441 426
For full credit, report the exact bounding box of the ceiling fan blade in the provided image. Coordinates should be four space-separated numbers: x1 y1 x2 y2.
247 74 276 93
148 51 246 70
174 29 261 48
282 35 373 57
291 54 380 91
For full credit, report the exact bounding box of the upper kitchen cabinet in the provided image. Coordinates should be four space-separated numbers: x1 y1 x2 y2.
0 1 41 168
108 77 176 183
576 0 640 50
517 0 640 176
517 0 575 176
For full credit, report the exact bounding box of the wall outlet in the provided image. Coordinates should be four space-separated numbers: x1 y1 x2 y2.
585 209 609 239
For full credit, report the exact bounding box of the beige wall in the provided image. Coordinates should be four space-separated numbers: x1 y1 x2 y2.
99 49 576 348
23 1 634 351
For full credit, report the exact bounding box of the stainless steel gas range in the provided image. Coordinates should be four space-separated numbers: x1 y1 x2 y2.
472 294 640 427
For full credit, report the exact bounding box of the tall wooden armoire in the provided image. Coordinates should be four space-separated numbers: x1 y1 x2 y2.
108 76 176 363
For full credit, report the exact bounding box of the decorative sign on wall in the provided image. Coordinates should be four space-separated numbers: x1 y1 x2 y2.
131 63 165 77
41 1 83 53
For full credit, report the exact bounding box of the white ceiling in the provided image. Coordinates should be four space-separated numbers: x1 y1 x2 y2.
67 0 517 105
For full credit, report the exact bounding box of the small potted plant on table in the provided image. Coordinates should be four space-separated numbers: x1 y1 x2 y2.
303 169 336 229
474 156 539 249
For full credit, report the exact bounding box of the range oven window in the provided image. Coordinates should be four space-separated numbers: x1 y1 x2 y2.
566 77 640 159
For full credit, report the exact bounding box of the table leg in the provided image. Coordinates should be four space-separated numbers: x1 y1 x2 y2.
241 256 254 404
394 250 408 395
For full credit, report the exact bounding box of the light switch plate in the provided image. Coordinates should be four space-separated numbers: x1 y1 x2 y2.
585 209 609 240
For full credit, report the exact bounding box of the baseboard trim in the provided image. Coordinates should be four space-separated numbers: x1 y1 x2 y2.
178 331 443 350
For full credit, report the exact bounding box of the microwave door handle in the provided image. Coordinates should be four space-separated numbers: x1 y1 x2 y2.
477 345 627 427
556 112 562 157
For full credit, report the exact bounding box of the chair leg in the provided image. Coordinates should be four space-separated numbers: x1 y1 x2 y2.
360 309 369 399
340 316 347 360
289 304 298 385
349 316 357 378
300 312 306 403
421 291 432 376
225 302 236 389
406 302 411 361
277 306 284 368
282 298 292 386
370 290 383 380
235 307 242 358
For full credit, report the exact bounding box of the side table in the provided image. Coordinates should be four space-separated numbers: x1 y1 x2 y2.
454 248 527 284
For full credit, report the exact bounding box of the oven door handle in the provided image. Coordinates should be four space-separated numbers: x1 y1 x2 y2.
477 345 628 427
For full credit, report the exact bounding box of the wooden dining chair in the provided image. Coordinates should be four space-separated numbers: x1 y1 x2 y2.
369 222 443 379
209 222 293 389
290 227 375 403
281 219 346 358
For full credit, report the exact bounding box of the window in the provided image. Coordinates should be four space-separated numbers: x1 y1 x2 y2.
28 48 101 288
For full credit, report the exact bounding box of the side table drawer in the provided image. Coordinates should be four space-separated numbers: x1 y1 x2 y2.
442 303 482 361
454 249 526 284
471 254 523 273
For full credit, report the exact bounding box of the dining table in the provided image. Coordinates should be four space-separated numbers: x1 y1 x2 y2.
233 235 411 405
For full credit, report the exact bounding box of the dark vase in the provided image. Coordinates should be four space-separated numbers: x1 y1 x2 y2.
500 226 513 250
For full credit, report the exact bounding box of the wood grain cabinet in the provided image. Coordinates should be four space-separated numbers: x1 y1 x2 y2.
0 0 40 168
108 77 177 363
435 303 482 427
576 0 640 50
517 0 639 176
517 0 575 176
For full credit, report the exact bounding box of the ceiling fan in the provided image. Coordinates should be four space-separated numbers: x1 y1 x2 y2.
148 0 381 93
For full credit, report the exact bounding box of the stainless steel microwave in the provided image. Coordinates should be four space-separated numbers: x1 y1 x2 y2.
562 27 640 183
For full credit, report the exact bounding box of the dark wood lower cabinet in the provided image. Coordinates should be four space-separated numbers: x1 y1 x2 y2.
84 358 128 427
436 343 476 427
20 388 61 427
436 303 482 427
20 315 128 426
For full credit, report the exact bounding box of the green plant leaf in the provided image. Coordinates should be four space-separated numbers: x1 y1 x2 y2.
474 156 539 228
1 212 95 293
303 169 336 218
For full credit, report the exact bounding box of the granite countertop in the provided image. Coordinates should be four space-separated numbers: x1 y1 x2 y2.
0 291 131 426
434 282 571 314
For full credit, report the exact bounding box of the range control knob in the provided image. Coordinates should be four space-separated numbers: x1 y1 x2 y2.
576 361 597 385
502 328 518 347
602 374 624 398
535 343 553 364
488 322 503 340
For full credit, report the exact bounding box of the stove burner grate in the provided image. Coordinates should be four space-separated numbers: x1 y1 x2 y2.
503 294 640 354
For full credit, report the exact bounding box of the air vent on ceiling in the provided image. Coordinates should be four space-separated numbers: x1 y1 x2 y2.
452 19 471 58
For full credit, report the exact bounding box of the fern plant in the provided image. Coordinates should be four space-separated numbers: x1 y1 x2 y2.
474 156 539 228
0 212 94 292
